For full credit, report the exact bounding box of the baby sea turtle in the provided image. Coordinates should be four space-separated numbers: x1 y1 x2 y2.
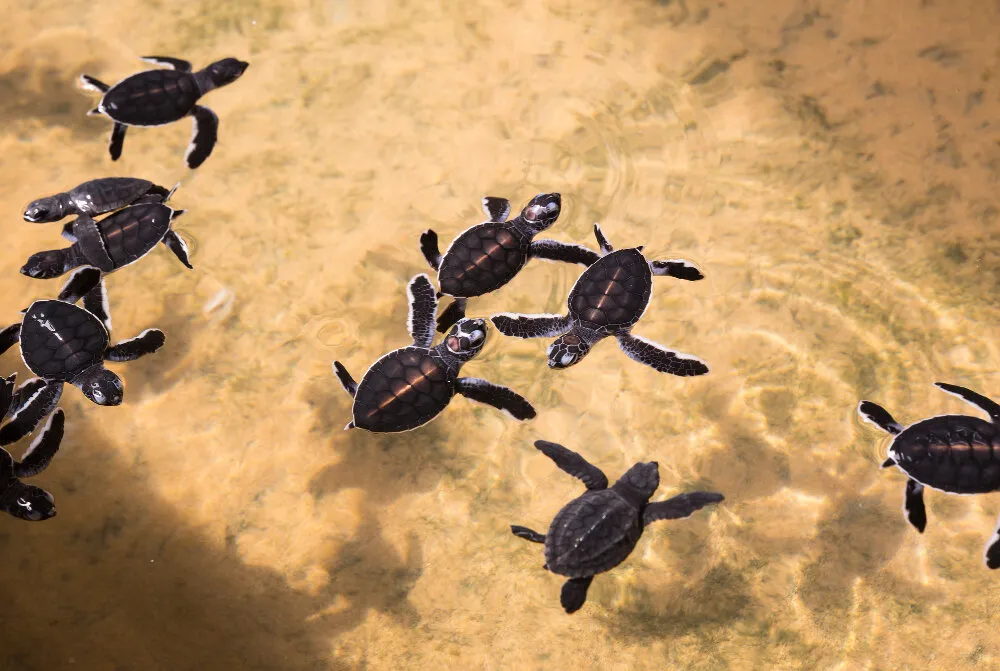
21 194 191 312
80 56 249 168
23 177 171 238
0 370 68 448
0 386 64 523
332 274 536 433
491 223 709 375
0 300 165 441
859 382 1000 567
511 440 724 613
420 193 600 332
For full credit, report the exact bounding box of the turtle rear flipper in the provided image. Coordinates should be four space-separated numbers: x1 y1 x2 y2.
593 223 613 255
904 479 927 533
140 56 193 72
78 74 109 93
436 298 467 334
935 382 1000 423
455 377 536 421
185 105 219 169
651 258 704 281
105 328 165 362
109 122 127 161
511 525 546 543
58 267 103 305
616 333 709 377
419 230 442 271
406 274 437 348
490 313 571 339
162 231 194 269
14 410 64 478
0 382 62 446
529 239 600 267
561 577 593 614
858 401 905 435
984 516 1000 569
0 323 19 357
332 361 358 398
482 196 511 223
534 440 608 490
643 491 723 526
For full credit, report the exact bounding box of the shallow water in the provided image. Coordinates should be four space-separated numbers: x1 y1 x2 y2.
1 0 999 668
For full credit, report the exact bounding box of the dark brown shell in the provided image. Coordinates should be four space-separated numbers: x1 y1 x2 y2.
438 223 529 298
545 489 642 578
20 301 108 381
352 347 454 432
891 415 1000 493
95 203 172 269
102 69 199 125
568 248 651 332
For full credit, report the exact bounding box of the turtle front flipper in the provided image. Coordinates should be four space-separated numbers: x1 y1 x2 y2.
419 230 442 271
455 378 536 420
510 525 546 543
904 479 927 533
57 267 103 305
616 332 710 377
490 313 571 339
140 56 193 72
162 231 194 269
857 401 905 435
105 328 166 362
185 105 219 169
482 196 511 223
406 274 438 348
14 410 64 478
0 322 19 356
332 361 357 397
78 74 109 93
436 298 467 334
0 382 62 446
534 440 608 490
984 516 1000 569
528 239 600 267
82 280 112 333
935 382 1000 423
643 491 724 526
109 122 127 161
0 374 15 419
650 258 704 281
561 577 593 614
9 378 47 418
593 223 613 255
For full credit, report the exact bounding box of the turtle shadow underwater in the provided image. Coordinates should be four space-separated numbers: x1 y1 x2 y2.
0 64 106 139
0 410 412 671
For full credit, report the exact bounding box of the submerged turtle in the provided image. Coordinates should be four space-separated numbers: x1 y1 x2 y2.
491 223 709 375
333 274 536 433
859 382 1000 567
420 193 600 332
0 393 64 523
20 192 191 314
80 56 249 168
23 177 171 239
0 300 165 442
511 440 724 613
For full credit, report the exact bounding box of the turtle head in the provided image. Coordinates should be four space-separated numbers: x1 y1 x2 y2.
23 196 66 223
206 58 249 88
78 368 124 406
546 332 590 369
1 483 56 521
443 318 487 361
21 249 71 279
519 193 561 233
617 461 660 501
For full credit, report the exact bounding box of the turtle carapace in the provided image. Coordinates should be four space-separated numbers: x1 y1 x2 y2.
491 223 709 376
333 274 536 433
80 56 249 168
24 177 171 232
420 193 600 332
859 382 1000 568
511 440 723 613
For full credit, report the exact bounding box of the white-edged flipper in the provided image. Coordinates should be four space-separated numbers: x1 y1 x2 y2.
455 377 536 420
593 223 613 255
490 312 571 339
0 382 62 446
858 401 905 435
935 382 1000 423
140 56 193 72
904 479 927 532
406 274 437 348
616 332 710 377
78 74 109 93
482 196 511 222
510 525 546 543
57 267 103 305
105 329 165 362
650 258 704 281
162 230 193 269
534 440 608 490
529 239 600 266
186 105 219 169
61 221 79 242
82 280 112 333
14 409 64 478
984 512 1000 569
643 491 724 526
332 362 357 397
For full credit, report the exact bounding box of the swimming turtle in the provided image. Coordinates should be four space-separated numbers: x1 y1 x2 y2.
859 382 1000 567
420 193 600 332
332 274 536 433
491 223 709 375
0 394 64 522
20 192 191 317
0 300 165 442
511 439 724 613
80 56 249 168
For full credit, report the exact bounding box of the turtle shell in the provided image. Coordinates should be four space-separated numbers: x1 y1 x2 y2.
102 70 199 126
890 415 1000 494
95 203 173 270
438 223 530 298
567 248 651 332
352 347 454 432
69 178 164 216
544 489 643 578
20 301 108 382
